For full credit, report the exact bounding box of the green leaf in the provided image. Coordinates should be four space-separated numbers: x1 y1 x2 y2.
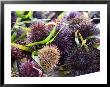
46 37 55 44
26 25 57 46
14 31 27 43
11 27 19 34
46 25 65 44
32 51 38 58
86 35 99 40
11 43 33 52
16 18 22 23
16 11 25 18
11 32 17 42
93 43 100 49
16 21 32 26
32 51 43 68
58 12 67 20
12 60 18 72
97 46 100 50
24 11 33 19
20 26 30 31
16 11 33 19
12 18 21 31
13 26 30 42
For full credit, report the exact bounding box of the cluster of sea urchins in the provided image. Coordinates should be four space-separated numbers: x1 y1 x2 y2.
59 12 100 76
11 43 45 77
11 38 44 77
11 11 100 77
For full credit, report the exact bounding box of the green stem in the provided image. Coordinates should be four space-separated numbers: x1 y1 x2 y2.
46 25 65 44
58 12 67 20
11 43 33 52
11 32 17 42
79 32 89 52
14 31 27 43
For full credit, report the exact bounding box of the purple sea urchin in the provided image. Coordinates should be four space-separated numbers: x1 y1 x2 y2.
77 21 99 38
61 11 80 22
38 45 60 72
33 11 44 19
26 21 49 49
11 40 27 65
52 25 74 54
64 47 100 76
51 25 76 65
68 19 99 38
62 11 99 39
11 45 32 61
65 48 91 70
46 22 77 66
18 60 43 77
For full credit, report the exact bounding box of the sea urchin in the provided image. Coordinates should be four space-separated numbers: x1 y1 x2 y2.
26 21 49 44
38 45 60 72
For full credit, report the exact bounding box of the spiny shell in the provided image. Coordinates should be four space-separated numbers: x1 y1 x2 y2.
26 21 49 44
38 45 60 72
18 60 43 77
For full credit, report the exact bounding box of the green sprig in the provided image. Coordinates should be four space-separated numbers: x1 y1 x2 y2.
11 43 33 52
46 25 65 44
11 32 17 42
